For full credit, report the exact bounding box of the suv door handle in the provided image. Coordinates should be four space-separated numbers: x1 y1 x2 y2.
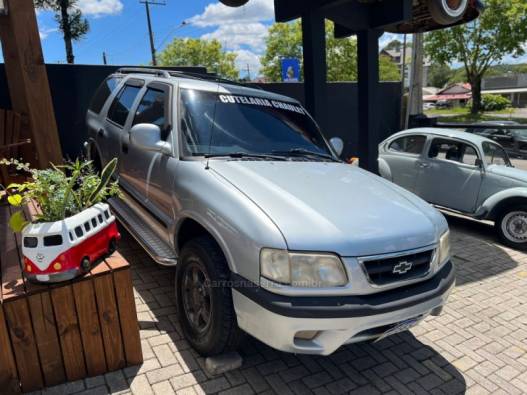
417 162 429 168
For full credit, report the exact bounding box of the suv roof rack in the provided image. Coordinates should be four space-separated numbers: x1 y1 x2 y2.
116 67 261 90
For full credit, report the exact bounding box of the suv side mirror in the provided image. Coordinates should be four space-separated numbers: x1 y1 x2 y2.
130 123 171 155
330 137 344 157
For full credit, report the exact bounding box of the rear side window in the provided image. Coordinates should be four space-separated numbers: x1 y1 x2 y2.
44 235 63 247
388 135 426 155
133 88 167 129
75 226 84 238
89 76 122 114
107 84 142 126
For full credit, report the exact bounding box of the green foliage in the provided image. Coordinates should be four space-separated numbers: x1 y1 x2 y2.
427 63 453 88
0 158 120 228
34 0 89 64
480 94 512 111
260 20 400 82
157 38 239 80
425 0 527 113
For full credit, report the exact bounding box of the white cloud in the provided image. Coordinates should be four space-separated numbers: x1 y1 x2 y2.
233 49 262 78
189 0 274 76
76 0 123 16
189 0 274 27
39 27 57 40
201 23 269 52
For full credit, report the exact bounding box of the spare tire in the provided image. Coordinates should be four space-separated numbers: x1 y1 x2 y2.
219 0 249 7
427 0 469 25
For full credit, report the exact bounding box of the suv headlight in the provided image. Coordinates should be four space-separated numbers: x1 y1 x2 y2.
438 230 450 267
260 249 348 287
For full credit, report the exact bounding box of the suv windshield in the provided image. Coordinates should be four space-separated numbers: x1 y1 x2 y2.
482 142 512 167
179 89 335 160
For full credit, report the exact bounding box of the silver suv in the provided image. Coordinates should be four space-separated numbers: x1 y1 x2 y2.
86 68 455 356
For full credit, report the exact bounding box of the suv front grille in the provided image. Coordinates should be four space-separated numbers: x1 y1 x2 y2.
360 249 434 286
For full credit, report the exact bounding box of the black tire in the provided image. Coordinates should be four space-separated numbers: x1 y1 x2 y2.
175 236 243 356
81 257 91 272
495 205 527 251
427 0 468 25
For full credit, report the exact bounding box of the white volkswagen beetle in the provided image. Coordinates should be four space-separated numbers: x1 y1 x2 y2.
379 128 527 250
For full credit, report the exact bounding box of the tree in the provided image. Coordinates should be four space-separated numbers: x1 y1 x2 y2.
34 0 89 64
425 0 527 114
383 39 403 52
427 63 452 88
158 38 239 80
261 20 400 82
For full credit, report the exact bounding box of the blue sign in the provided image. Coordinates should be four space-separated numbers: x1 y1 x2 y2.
281 58 300 82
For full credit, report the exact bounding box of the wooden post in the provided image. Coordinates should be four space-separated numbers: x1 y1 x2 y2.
0 0 63 167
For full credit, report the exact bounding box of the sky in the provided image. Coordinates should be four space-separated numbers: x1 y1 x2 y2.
2 0 526 78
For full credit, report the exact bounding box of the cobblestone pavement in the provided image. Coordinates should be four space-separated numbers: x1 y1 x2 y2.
31 214 527 395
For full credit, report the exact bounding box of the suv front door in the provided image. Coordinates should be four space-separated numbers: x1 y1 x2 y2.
120 82 174 235
416 138 483 213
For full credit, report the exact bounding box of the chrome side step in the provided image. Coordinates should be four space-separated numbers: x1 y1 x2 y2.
109 197 178 266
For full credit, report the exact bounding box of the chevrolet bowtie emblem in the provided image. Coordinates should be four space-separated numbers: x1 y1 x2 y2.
393 260 412 275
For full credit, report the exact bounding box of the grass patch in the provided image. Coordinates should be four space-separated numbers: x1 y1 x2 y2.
424 108 527 124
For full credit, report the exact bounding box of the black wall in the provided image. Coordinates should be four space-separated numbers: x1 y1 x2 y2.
0 64 401 159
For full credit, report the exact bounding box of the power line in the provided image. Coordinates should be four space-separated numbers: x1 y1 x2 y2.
139 0 166 66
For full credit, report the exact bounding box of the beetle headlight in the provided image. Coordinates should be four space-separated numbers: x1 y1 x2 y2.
437 230 450 267
260 249 348 287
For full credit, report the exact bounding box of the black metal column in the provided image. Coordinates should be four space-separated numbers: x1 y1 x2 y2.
357 29 381 173
301 10 327 129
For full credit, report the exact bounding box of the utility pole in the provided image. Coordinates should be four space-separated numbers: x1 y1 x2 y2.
102 51 108 65
140 0 166 66
246 64 251 81
405 32 424 129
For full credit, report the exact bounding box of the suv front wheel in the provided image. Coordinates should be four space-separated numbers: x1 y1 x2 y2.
496 206 527 250
175 236 243 356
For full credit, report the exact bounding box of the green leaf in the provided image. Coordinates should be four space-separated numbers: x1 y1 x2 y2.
9 211 28 233
86 158 118 207
7 194 23 207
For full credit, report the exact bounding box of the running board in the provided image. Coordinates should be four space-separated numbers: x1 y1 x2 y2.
109 197 178 266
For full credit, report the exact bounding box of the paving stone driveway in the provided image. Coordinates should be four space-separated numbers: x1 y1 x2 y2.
34 214 527 395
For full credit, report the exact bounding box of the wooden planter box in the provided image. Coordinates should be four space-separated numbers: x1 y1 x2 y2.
0 203 142 393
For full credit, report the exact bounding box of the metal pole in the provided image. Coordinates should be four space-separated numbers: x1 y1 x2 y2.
144 1 157 66
400 34 407 129
102 51 108 65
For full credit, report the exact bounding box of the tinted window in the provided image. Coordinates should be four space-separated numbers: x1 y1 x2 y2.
389 135 426 155
44 235 63 247
428 138 479 165
89 76 122 114
180 89 333 157
85 222 91 232
92 218 97 228
98 214 103 224
69 232 74 241
133 88 167 129
24 237 38 248
107 85 142 126
104 210 110 219
75 226 84 238
482 142 511 167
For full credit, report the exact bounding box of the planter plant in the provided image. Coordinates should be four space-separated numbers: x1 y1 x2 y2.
1 157 121 283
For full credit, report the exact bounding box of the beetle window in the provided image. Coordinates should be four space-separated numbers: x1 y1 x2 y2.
388 135 426 155
24 237 38 248
44 235 63 247
429 138 479 165
92 218 98 228
482 142 512 167
75 226 84 238
98 214 103 224
85 222 91 232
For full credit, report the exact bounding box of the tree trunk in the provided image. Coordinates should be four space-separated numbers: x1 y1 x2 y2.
60 0 74 64
470 75 482 114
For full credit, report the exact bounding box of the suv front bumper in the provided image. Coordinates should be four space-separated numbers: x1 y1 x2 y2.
232 261 455 355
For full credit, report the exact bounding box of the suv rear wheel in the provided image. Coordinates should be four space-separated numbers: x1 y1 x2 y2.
496 205 527 250
175 236 243 356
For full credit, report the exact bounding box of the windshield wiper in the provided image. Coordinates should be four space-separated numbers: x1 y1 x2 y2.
201 152 288 161
272 148 338 161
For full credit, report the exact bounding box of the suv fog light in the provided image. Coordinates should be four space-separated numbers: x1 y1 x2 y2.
295 330 319 340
